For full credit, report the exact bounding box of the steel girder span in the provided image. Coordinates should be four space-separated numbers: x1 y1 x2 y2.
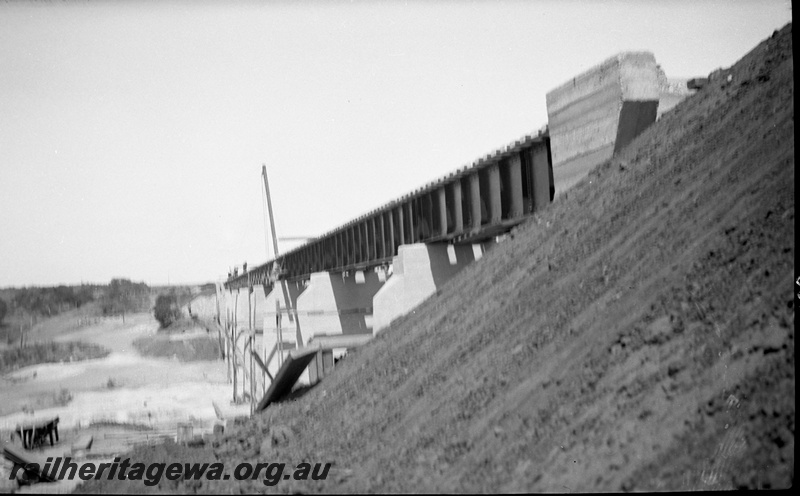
226 129 553 290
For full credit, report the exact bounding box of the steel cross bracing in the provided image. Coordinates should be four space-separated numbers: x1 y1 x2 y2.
225 128 553 290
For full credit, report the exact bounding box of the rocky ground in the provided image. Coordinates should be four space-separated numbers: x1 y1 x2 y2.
79 23 793 493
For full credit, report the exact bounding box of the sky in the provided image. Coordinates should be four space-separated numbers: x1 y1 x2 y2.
0 0 792 287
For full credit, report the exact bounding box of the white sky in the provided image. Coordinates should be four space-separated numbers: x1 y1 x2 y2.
0 0 792 287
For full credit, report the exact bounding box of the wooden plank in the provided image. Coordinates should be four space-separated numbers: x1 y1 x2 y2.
255 347 318 411
251 349 273 382
306 333 373 350
2 444 56 483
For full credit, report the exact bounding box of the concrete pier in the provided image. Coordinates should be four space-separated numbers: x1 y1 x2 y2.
295 270 385 344
372 242 483 333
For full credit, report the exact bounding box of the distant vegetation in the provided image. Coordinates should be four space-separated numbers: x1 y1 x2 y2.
0 341 110 373
154 293 182 328
0 298 6 326
100 278 150 319
1 279 150 321
1 280 212 344
9 285 95 317
0 279 151 343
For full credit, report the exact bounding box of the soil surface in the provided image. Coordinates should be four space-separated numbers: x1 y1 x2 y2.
133 319 221 362
80 24 793 493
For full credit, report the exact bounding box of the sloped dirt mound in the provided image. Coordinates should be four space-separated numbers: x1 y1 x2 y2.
77 23 793 493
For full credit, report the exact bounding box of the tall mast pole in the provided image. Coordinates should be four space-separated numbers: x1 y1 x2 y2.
262 165 280 259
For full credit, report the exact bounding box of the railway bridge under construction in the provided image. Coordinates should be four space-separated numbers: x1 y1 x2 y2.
208 50 698 411
226 128 553 328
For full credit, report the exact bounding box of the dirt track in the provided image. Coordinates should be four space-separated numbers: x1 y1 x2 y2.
80 23 793 493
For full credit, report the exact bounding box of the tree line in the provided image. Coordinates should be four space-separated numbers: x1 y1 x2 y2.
9 285 95 317
0 279 151 326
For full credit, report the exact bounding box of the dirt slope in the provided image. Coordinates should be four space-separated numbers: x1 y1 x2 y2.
80 24 793 493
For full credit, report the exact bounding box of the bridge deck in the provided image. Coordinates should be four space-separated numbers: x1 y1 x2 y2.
227 129 552 289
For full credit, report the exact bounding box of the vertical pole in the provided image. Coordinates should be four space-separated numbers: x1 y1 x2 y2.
232 325 237 403
263 164 300 351
262 165 281 260
233 291 239 401
250 335 255 415
263 283 269 394
247 279 253 407
252 336 256 406
248 273 252 332
225 309 231 382
228 309 233 382
242 337 247 405
276 300 283 369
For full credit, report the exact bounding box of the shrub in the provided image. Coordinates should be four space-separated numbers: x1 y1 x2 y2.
0 341 109 373
55 388 73 406
154 294 181 328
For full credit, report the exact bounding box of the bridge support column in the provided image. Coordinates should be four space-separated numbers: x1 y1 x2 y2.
373 242 484 333
296 270 385 347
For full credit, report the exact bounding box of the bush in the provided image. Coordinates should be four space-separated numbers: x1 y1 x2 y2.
0 298 6 325
55 388 73 406
0 341 109 373
154 294 181 328
101 278 149 317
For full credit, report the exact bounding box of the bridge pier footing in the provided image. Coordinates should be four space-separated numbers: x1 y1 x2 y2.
373 242 484 333
296 270 384 346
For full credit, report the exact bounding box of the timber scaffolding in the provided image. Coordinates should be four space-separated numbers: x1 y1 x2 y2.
225 127 553 290
212 289 371 415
